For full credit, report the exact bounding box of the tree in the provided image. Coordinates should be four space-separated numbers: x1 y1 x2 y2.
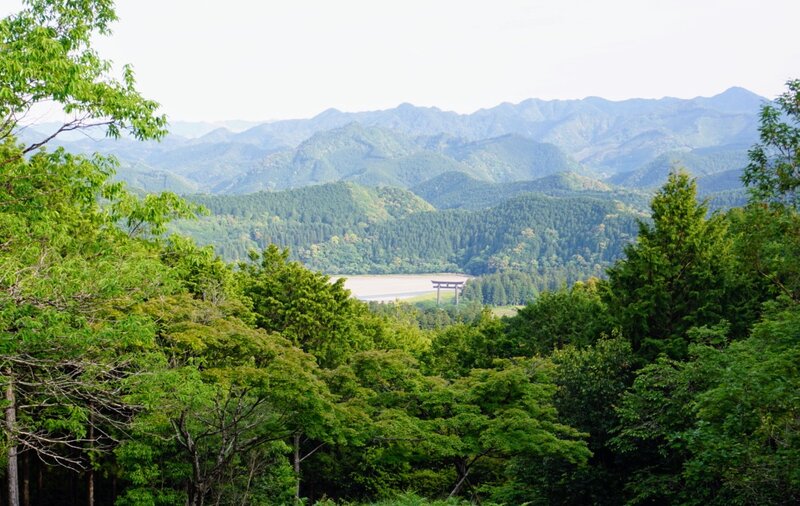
118 295 336 506
317 349 444 501
683 307 800 504
611 346 723 505
239 245 377 369
604 171 738 361
424 309 505 379
743 79 800 208
437 359 591 502
611 309 800 505
0 2 173 504
0 0 166 157
504 279 609 356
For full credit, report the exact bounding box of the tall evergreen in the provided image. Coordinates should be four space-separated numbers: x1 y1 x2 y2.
604 170 736 360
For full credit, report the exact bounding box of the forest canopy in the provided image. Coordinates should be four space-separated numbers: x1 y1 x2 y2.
2 1 799 505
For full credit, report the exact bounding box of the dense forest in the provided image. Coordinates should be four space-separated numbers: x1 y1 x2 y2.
176 183 642 297
2 2 800 506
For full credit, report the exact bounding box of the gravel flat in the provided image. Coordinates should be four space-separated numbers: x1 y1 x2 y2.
334 273 471 302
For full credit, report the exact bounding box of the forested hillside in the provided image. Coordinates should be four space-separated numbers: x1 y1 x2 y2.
174 184 641 292
213 124 582 193
2 2 799 506
609 144 751 190
410 171 649 210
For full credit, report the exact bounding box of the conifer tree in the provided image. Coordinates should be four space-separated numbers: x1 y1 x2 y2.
604 170 735 361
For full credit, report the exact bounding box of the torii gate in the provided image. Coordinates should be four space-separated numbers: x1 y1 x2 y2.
431 280 465 305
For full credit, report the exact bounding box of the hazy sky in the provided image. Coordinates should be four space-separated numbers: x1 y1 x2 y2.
5 0 800 121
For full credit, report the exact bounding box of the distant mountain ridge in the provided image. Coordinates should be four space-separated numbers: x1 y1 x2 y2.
214 86 763 174
33 87 766 194
609 143 751 190
218 124 580 193
411 171 651 211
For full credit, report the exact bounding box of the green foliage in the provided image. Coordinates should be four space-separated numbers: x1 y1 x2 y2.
611 307 800 505
503 279 609 355
368 300 485 332
462 270 538 305
0 0 166 145
0 1 180 482
605 170 741 361
120 293 337 505
743 79 800 208
684 307 800 504
3 3 798 504
727 203 800 306
240 245 380 368
440 359 592 502
520 338 634 505
424 310 505 379
551 337 635 446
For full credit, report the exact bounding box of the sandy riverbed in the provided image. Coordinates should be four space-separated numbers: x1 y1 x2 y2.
332 273 471 302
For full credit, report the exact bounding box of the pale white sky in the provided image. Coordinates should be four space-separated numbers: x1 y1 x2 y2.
4 0 800 121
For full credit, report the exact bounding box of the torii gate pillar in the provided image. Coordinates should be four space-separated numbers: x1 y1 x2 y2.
431 280 465 305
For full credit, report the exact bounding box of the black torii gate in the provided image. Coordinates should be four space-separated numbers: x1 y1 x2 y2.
431 280 465 305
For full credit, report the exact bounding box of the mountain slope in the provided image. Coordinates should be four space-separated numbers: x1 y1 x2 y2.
175 184 641 282
176 182 435 260
225 87 763 175
608 144 750 189
219 124 579 193
412 171 648 211
37 88 765 193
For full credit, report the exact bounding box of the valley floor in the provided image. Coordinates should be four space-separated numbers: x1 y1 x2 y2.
335 273 471 302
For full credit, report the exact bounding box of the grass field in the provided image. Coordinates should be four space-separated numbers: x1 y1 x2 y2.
491 305 523 317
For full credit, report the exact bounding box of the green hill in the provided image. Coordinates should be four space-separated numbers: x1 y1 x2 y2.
412 171 649 211
608 144 750 189
297 192 640 280
175 183 641 288
220 124 579 193
444 134 583 180
175 182 434 260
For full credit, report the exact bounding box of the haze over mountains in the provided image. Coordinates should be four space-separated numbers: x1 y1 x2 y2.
29 87 765 197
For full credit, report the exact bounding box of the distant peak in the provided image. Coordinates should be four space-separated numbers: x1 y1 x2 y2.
695 87 766 113
394 102 444 113
313 107 343 119
718 86 757 95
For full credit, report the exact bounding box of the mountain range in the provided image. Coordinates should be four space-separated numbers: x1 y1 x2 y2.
25 87 765 196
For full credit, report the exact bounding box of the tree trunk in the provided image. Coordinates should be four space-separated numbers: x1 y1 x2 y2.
293 434 301 504
187 481 205 506
111 475 116 505
86 469 93 506
5 374 20 506
36 469 42 504
243 452 258 504
448 460 470 499
20 453 28 506
87 406 94 506
187 456 205 506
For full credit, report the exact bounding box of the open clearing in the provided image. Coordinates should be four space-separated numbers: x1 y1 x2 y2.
333 273 471 302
